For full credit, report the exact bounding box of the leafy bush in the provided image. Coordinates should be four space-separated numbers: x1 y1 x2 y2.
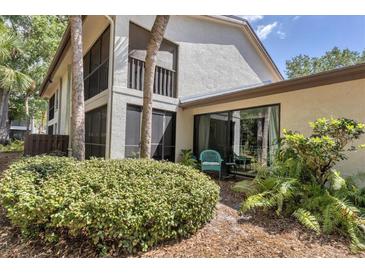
0 140 24 152
0 156 219 254
235 118 365 252
179 149 198 168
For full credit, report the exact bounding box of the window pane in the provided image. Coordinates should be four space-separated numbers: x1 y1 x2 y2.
101 28 110 63
90 40 101 71
48 125 53 135
84 78 90 100
163 146 175 162
99 61 109 92
85 111 91 143
100 106 107 145
85 105 107 159
125 105 176 161
152 111 164 145
163 112 175 147
125 146 140 158
89 71 99 98
125 105 141 146
83 52 90 76
152 144 162 160
92 110 101 144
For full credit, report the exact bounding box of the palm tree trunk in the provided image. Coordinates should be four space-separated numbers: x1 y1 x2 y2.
0 88 10 144
69 15 85 160
140 15 170 159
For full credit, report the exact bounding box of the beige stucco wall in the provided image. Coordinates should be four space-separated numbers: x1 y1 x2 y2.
176 78 365 178
110 15 281 159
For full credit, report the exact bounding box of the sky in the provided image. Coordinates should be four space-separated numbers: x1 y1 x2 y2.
238 15 365 78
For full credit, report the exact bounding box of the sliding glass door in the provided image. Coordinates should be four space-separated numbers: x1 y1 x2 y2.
194 104 280 175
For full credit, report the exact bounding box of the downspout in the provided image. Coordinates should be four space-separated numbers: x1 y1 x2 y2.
104 15 115 159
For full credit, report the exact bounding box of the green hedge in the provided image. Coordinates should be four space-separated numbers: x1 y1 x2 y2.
0 156 219 253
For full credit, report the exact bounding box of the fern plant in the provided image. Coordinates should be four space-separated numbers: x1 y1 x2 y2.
179 149 198 168
235 118 365 252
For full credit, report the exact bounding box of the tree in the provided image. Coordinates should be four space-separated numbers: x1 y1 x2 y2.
285 47 365 79
0 26 33 144
69 16 85 160
140 15 170 158
0 16 67 133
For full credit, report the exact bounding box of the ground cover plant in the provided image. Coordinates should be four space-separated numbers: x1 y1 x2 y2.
0 140 24 153
0 156 219 254
235 117 365 251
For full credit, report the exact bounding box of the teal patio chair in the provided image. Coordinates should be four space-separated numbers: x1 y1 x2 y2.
199 150 223 179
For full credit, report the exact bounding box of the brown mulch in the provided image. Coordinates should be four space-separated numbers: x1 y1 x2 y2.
0 152 21 174
0 155 364 257
142 180 364 258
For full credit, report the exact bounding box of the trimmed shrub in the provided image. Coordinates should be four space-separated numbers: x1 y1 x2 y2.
0 156 219 253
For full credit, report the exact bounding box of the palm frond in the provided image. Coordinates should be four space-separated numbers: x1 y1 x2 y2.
292 208 321 234
0 31 22 63
0 65 33 92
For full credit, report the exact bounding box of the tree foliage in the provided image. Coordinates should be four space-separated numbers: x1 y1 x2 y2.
0 16 67 129
285 47 365 79
235 117 365 252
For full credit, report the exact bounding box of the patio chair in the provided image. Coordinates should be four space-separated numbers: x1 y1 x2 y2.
199 149 223 179
233 152 252 171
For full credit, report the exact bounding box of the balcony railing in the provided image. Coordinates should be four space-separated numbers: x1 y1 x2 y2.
128 57 176 98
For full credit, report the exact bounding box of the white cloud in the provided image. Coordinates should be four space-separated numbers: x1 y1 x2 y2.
256 22 278 40
277 30 286 39
238 15 264 23
293 16 301 21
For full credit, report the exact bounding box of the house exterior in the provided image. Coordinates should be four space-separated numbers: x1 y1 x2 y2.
40 15 365 178
9 118 38 140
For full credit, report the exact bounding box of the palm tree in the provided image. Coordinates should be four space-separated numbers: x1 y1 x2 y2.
69 16 85 160
0 27 33 144
140 15 170 159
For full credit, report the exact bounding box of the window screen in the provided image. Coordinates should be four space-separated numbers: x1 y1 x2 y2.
84 27 110 101
85 105 107 159
125 104 176 161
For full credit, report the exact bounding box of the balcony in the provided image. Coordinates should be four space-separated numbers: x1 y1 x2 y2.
128 56 176 98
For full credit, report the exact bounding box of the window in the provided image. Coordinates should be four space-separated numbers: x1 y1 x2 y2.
85 105 107 159
84 27 110 101
48 124 54 135
128 22 177 98
125 105 176 161
194 104 280 175
48 94 55 121
55 89 59 110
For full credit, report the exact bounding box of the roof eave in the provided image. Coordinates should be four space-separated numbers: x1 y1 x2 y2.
180 62 365 109
39 24 71 97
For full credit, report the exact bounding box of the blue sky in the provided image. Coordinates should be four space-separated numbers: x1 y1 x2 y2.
238 16 365 78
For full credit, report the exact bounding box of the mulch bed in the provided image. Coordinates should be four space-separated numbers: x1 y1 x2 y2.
0 152 22 174
0 155 364 257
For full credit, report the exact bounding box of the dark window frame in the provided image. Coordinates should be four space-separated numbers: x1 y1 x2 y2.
85 105 107 159
125 104 176 161
48 94 55 121
83 26 110 101
193 103 281 169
